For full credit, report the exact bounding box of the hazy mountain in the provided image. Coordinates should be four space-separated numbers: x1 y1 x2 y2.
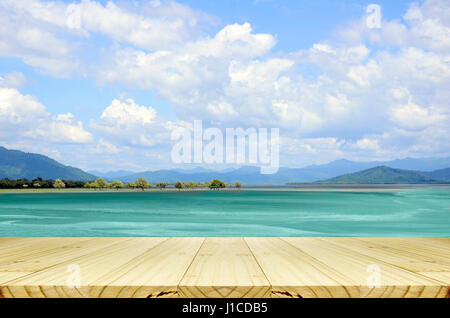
299 157 450 176
2 145 450 185
88 170 135 179
121 166 274 184
172 167 220 174
420 167 450 181
375 157 450 171
0 146 96 181
320 166 447 184
119 157 450 184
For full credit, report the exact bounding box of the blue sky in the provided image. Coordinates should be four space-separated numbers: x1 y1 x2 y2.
2 0 413 118
0 0 449 172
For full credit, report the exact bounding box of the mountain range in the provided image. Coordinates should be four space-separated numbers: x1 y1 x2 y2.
117 158 450 184
87 170 135 179
1 146 450 184
0 146 95 181
319 166 450 184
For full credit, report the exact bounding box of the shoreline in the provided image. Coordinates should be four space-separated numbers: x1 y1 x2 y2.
0 184 449 194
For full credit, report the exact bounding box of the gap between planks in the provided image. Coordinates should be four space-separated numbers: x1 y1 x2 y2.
0 238 448 298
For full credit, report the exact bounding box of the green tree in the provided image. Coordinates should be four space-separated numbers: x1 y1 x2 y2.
95 178 108 189
91 180 100 190
135 177 148 191
235 181 242 189
208 179 226 190
126 182 136 189
33 182 41 188
110 180 124 190
174 181 185 190
186 181 198 188
156 182 169 189
199 182 207 188
53 179 66 189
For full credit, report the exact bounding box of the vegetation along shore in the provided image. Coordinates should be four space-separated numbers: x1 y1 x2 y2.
0 177 242 191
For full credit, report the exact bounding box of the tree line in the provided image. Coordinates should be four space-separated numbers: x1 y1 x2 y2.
0 178 84 189
0 177 242 190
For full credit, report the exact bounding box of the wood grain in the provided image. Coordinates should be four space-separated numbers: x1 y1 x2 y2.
0 238 448 298
91 237 204 298
245 237 355 298
318 237 450 272
282 237 447 298
179 237 270 298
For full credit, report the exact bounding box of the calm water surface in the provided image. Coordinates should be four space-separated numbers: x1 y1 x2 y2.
0 188 449 236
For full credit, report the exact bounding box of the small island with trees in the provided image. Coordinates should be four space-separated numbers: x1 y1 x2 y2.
0 177 243 192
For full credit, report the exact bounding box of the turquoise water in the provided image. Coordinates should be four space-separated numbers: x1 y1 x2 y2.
0 188 449 237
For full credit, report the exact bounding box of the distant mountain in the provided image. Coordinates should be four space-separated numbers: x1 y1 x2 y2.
121 169 225 184
420 167 450 181
121 166 275 184
375 157 450 171
2 145 449 185
319 166 447 184
119 163 361 184
0 146 96 181
88 170 135 180
298 157 450 177
172 167 219 174
119 157 450 184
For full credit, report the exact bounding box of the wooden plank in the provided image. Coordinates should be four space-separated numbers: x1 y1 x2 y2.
0 238 124 272
0 238 448 298
418 272 450 285
358 238 450 263
400 237 450 247
0 238 32 246
2 238 167 298
282 238 448 298
0 272 33 285
90 237 204 298
245 237 355 298
319 237 450 272
0 238 70 256
179 238 270 298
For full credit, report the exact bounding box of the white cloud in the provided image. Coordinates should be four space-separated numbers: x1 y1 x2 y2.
99 23 276 93
336 0 450 53
0 9 79 77
346 60 381 87
0 0 215 76
33 113 93 143
355 138 380 151
94 0 450 164
1 0 450 169
73 0 215 50
391 99 446 131
0 87 46 128
96 139 122 154
207 101 237 118
92 98 188 148
1 0 215 49
0 87 92 143
0 72 27 89
228 58 294 88
100 98 157 126
98 23 277 124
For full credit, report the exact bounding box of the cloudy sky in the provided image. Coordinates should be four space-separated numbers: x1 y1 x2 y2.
0 0 449 172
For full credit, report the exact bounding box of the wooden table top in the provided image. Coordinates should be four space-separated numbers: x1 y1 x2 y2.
0 237 448 298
